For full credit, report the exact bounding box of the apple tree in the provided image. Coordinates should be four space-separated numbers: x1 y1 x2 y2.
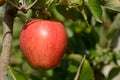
0 0 120 80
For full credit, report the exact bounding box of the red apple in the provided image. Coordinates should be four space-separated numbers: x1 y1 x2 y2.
20 19 67 70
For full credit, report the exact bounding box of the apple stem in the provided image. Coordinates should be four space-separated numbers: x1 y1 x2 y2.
0 2 17 80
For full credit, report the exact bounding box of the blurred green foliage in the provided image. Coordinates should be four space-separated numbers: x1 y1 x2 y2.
1 0 120 80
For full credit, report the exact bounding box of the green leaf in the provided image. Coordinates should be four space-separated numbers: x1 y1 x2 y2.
59 0 83 6
8 66 28 80
107 14 120 39
88 0 102 23
79 60 95 80
56 5 80 20
108 67 120 79
103 0 120 13
90 49 103 59
68 64 78 73
68 0 83 6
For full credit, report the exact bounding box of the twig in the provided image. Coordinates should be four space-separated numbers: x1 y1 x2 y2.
26 0 37 10
74 55 86 80
0 3 17 80
81 9 90 27
7 0 37 13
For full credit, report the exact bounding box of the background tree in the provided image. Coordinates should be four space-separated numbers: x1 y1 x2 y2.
0 0 120 80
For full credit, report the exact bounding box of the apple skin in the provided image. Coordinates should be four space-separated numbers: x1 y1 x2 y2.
20 19 67 70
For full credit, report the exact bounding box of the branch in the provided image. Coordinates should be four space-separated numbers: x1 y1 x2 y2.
74 55 86 80
0 3 17 80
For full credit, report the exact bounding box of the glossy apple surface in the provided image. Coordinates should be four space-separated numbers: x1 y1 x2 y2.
20 19 67 70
